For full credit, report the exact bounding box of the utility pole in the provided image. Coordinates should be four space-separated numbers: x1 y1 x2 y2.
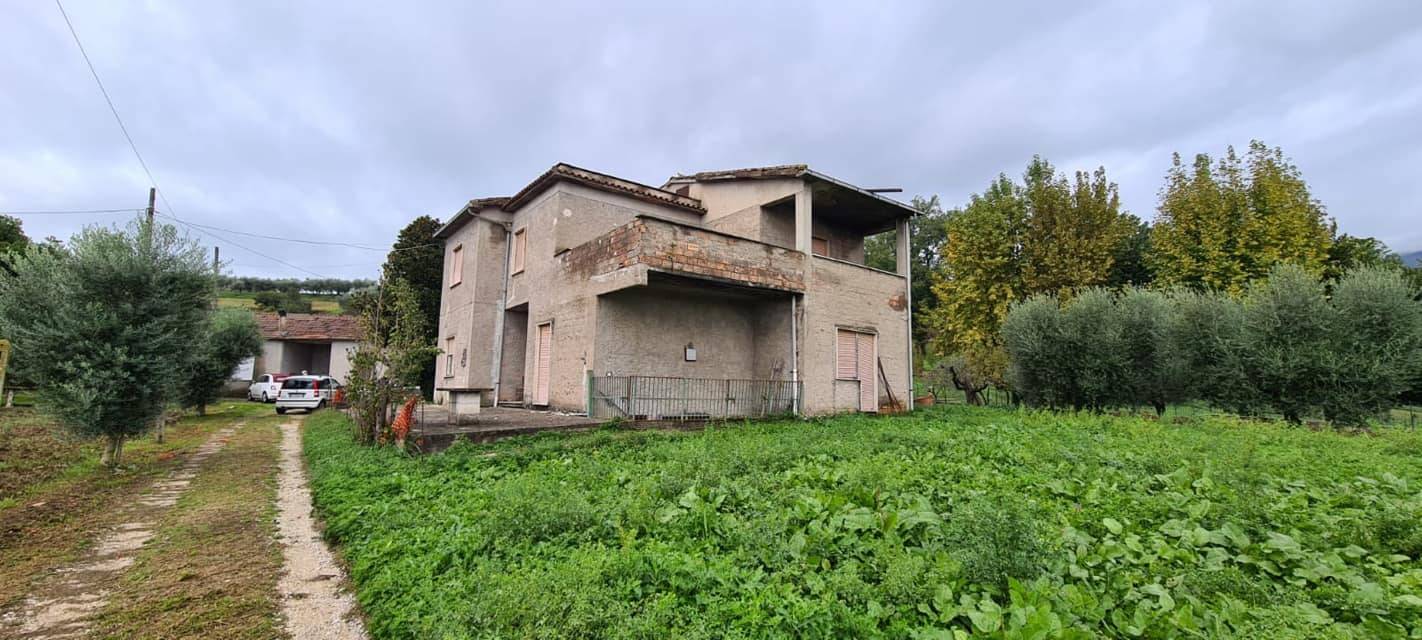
149 186 162 443
212 246 221 305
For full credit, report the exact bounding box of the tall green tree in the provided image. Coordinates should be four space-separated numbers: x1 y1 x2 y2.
1324 234 1403 283
864 196 951 347
929 175 1026 389
928 158 1134 388
0 219 212 467
0 214 27 255
177 309 264 415
1020 159 1135 298
1151 141 1333 293
382 215 443 397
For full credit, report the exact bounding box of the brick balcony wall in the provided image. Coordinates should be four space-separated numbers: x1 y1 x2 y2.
563 216 805 292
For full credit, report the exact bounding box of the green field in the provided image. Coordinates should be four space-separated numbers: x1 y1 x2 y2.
216 291 343 314
304 407 1422 639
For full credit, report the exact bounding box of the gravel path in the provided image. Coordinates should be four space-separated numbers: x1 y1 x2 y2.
275 419 367 640
0 425 239 639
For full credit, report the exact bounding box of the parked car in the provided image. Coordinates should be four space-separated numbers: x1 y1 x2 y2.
247 373 289 403
275 375 341 414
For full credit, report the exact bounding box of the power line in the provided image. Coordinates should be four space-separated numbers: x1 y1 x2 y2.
2 208 144 216
166 216 382 250
162 214 330 279
54 0 177 222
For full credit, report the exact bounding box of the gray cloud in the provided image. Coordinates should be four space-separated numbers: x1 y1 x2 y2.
3 1 1420 278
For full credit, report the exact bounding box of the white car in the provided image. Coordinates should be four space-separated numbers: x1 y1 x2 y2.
248 373 289 403
275 375 341 414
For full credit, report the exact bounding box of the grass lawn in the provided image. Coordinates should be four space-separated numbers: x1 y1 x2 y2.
90 413 287 639
304 407 1422 639
0 401 273 611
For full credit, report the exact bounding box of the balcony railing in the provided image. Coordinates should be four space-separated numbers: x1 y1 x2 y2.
588 374 800 420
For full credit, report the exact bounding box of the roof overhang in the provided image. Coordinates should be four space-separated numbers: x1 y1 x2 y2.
434 196 510 240
666 165 918 235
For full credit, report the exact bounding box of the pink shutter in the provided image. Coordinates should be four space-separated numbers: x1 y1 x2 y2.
836 330 857 379
534 323 552 405
857 332 876 412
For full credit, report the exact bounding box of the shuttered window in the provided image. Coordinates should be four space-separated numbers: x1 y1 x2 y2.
512 229 527 274
533 322 552 405
449 245 464 287
836 328 877 412
836 329 860 380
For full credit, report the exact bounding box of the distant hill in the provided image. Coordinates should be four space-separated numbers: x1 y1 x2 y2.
1404 250 1422 268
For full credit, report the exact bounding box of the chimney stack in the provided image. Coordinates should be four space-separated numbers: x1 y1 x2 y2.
277 310 288 334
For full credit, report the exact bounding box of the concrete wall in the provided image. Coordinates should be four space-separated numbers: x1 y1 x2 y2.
594 287 758 380
799 257 910 415
255 341 285 378
811 219 867 264
687 178 801 224
328 340 357 383
435 215 507 393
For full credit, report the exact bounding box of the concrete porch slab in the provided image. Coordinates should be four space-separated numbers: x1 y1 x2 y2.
409 405 604 452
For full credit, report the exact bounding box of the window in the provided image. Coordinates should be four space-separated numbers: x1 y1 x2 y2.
449 245 464 287
812 236 829 257
512 228 527 274
444 338 455 377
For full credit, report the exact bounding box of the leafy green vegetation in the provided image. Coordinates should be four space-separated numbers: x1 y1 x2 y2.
304 407 1422 639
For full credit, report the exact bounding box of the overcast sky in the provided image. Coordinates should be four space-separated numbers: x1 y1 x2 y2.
3 1 1420 278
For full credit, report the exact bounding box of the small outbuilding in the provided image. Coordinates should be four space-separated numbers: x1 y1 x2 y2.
251 312 361 381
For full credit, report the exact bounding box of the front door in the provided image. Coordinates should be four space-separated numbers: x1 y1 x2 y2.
533 322 552 406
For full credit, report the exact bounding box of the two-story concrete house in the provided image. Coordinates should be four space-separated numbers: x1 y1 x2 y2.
432 163 914 420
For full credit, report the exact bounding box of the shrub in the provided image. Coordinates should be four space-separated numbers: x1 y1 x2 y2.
1002 294 1065 408
1166 288 1254 414
1322 267 1422 427
1240 264 1337 424
1060 288 1128 411
944 497 1047 593
1117 288 1184 415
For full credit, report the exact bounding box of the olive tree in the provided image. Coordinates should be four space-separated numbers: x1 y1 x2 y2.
1117 288 1185 415
0 220 211 467
178 308 264 416
1240 264 1336 424
1322 267 1422 427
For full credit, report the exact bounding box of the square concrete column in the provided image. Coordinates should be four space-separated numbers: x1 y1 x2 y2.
794 183 813 254
895 218 911 276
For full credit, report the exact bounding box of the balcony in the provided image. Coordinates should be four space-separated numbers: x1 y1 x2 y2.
561 215 806 293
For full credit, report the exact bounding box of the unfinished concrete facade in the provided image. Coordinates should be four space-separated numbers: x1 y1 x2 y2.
433 163 914 419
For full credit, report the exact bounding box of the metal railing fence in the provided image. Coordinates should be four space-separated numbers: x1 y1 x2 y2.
588 374 800 420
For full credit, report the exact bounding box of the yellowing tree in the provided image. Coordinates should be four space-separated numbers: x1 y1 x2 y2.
930 159 1134 398
1021 158 1134 298
1152 141 1332 293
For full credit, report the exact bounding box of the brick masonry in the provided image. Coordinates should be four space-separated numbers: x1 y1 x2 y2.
562 216 806 292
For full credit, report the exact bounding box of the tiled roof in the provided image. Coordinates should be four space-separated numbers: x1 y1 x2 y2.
256 313 362 342
503 163 706 214
667 164 810 183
